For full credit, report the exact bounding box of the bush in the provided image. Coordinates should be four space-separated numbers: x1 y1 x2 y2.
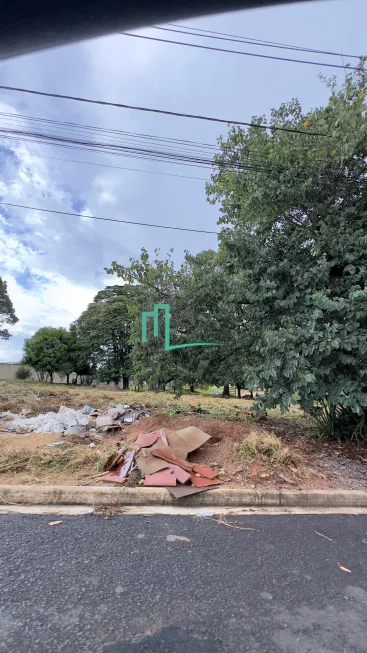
310 403 367 442
15 365 32 380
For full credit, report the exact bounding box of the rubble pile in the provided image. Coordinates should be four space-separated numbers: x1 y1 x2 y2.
102 426 221 498
1 406 220 498
0 404 147 436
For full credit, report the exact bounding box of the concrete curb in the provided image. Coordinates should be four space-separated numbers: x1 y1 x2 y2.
1 485 367 507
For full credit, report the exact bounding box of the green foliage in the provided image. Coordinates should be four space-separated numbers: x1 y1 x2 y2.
23 327 75 382
72 285 134 385
107 248 244 391
15 364 32 380
0 277 18 340
207 69 367 438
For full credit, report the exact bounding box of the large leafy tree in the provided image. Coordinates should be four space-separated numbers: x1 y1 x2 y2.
107 250 185 391
72 286 135 387
23 327 74 382
207 68 367 438
0 277 18 340
107 248 250 394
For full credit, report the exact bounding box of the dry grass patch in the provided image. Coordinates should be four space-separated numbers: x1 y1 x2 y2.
0 443 116 477
236 430 298 469
0 381 256 422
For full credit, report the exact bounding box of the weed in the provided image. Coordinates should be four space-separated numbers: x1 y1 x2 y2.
236 430 297 468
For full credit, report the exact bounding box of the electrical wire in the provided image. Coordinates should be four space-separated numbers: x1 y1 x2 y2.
1 113 347 184
0 84 325 136
29 154 211 181
0 111 221 156
164 24 361 59
0 128 274 172
0 201 219 234
0 110 282 168
121 32 362 71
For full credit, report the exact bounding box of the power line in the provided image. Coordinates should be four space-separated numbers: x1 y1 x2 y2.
14 152 211 181
0 110 220 153
121 32 361 72
164 24 361 59
0 201 219 234
0 84 325 136
0 128 273 172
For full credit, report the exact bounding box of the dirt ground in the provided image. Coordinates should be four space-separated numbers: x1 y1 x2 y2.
0 408 366 489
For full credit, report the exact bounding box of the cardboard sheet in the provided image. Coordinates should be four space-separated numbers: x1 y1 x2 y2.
135 438 171 477
166 485 220 499
176 426 211 452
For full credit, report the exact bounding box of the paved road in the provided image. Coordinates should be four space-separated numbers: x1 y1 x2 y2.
0 513 366 653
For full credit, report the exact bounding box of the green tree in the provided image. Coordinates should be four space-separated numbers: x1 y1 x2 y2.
207 68 367 438
0 277 18 339
107 250 184 391
72 286 134 387
107 248 250 395
23 327 74 382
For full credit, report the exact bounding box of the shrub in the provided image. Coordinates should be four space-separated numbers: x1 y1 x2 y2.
15 365 32 380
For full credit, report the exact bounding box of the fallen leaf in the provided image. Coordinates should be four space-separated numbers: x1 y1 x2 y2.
166 535 191 542
338 562 351 573
260 472 271 478
290 467 298 474
48 520 62 527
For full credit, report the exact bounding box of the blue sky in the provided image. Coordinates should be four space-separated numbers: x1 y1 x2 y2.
0 0 366 361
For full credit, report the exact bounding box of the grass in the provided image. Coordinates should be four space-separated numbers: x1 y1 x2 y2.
0 443 116 477
0 380 259 423
236 430 298 468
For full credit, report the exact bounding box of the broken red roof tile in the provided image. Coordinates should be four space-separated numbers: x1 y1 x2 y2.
192 464 218 480
144 469 177 487
191 475 221 488
166 463 191 485
135 431 161 447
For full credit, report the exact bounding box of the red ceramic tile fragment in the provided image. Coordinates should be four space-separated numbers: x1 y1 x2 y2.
166 463 191 484
135 431 161 447
103 463 127 484
144 470 177 487
191 475 221 488
192 464 218 480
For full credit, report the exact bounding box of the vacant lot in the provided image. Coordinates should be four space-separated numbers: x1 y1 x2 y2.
0 381 366 490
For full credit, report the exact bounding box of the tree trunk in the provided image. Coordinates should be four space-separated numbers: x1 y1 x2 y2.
49 372 53 384
236 384 241 399
222 382 230 398
66 374 70 385
123 375 129 390
190 384 195 393
250 390 254 399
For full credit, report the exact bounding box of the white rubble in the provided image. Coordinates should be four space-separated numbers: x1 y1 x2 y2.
4 407 89 434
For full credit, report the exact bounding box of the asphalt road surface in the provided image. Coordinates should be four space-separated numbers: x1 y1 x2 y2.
0 513 366 653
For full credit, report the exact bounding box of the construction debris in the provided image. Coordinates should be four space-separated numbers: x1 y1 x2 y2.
0 403 144 436
102 425 221 498
0 400 219 499
3 407 89 434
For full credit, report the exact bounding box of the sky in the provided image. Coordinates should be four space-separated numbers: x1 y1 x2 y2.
0 0 366 362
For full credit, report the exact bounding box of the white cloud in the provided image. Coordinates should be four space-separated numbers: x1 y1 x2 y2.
0 265 97 361
5 270 96 335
